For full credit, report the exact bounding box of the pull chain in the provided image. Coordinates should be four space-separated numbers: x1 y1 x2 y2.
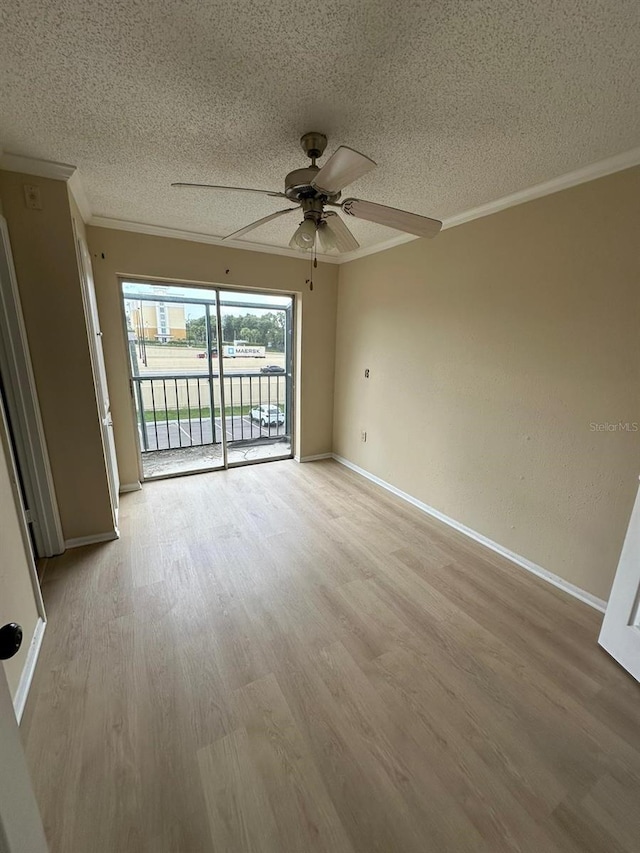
307 237 318 291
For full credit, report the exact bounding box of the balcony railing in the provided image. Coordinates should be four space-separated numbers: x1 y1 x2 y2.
131 372 289 452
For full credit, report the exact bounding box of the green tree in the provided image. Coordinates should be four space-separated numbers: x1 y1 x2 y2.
223 315 237 343
185 315 206 345
239 327 260 343
219 311 287 349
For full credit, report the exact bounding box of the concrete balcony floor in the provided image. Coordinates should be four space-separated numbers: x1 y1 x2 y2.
141 438 292 479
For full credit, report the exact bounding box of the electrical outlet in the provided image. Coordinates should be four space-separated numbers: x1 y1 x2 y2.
23 184 42 210
361 430 367 442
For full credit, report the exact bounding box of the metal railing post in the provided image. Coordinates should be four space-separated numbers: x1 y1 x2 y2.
133 378 149 451
205 304 217 445
214 296 229 467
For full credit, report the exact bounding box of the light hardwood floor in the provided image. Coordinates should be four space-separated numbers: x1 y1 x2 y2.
22 459 640 852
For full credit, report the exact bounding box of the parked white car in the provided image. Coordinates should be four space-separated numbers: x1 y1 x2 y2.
250 405 285 426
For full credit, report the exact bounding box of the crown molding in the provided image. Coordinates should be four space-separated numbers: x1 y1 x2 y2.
88 215 341 264
0 152 93 224
0 152 77 182
338 144 640 263
441 144 640 232
68 170 92 222
336 232 416 264
3 145 639 264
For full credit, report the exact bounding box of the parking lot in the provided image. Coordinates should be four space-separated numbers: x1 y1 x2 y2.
141 413 287 451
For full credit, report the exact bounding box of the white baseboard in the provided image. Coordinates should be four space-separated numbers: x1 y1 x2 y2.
14 617 46 723
119 481 142 493
64 530 119 549
299 453 333 463
332 454 607 613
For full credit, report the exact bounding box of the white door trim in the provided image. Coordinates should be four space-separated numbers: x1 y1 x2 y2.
0 216 64 557
12 617 46 724
332 453 608 612
598 476 640 681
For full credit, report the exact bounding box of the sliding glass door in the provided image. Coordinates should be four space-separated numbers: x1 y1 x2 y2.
219 291 292 465
122 281 293 479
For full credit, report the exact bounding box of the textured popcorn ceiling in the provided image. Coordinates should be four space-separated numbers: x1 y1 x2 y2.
1 1 639 254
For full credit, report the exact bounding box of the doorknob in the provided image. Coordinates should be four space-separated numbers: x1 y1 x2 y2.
0 623 23 660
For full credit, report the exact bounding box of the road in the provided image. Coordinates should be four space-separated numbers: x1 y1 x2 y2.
138 367 285 377
141 414 287 451
133 346 287 376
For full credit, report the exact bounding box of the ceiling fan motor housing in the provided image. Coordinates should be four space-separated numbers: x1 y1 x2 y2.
284 132 342 210
284 166 341 208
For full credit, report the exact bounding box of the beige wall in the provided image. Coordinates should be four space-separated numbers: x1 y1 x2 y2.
86 227 338 486
0 171 114 541
334 167 640 602
3 164 633 602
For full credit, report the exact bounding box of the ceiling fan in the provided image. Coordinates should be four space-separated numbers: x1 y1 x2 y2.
172 132 442 254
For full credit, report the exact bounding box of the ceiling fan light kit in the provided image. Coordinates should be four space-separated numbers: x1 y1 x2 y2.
291 218 317 250
317 221 337 253
172 131 443 254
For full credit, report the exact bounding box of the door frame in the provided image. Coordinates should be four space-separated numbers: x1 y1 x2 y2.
0 215 64 558
118 278 296 479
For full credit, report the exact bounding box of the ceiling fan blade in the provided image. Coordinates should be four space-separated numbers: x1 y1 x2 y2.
311 146 376 195
322 211 360 252
172 182 286 198
223 208 298 241
341 198 442 238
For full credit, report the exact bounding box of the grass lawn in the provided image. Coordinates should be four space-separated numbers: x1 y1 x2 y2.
142 405 256 422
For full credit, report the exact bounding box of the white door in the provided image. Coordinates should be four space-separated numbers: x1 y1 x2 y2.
0 666 48 853
0 392 48 849
599 477 640 682
0 391 46 719
75 233 120 520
